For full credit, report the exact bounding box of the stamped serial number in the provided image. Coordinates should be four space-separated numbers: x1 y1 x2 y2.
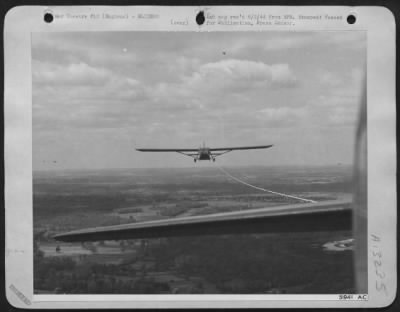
339 294 368 300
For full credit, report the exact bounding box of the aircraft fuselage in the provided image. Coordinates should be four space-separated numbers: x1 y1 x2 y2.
198 147 212 160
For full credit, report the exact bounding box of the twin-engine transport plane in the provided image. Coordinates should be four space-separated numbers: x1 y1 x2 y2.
136 143 273 162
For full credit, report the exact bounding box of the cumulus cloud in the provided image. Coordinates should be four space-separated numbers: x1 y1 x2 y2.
258 107 307 122
183 59 297 94
33 60 146 101
33 61 110 86
32 31 365 169
230 31 366 55
32 59 151 133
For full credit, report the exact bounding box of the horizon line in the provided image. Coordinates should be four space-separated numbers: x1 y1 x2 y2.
33 163 353 173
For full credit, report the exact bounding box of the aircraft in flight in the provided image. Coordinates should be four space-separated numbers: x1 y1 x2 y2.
136 142 273 162
53 138 354 243
54 144 354 242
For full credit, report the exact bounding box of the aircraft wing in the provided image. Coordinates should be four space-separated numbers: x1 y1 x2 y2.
54 199 352 242
136 148 198 152
210 144 273 151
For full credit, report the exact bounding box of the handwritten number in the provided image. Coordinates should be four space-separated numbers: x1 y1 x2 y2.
372 250 382 257
375 270 386 279
376 280 388 295
371 235 388 296
371 234 380 242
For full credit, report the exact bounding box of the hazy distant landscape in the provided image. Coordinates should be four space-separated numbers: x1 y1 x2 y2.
34 165 355 294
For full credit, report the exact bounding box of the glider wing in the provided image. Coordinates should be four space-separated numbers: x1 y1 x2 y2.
210 145 273 151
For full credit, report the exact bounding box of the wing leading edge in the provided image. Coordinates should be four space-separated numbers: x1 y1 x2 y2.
210 144 273 151
54 199 352 242
136 145 273 152
136 148 198 152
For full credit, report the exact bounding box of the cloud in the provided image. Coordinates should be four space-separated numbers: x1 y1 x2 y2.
32 59 152 133
183 59 298 94
32 32 204 85
258 107 307 123
33 60 146 101
230 31 366 55
33 61 110 86
31 31 365 169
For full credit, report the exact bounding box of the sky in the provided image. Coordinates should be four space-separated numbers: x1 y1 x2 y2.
32 31 366 170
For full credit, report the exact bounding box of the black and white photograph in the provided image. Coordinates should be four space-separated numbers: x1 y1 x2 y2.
4 5 396 308
32 30 367 295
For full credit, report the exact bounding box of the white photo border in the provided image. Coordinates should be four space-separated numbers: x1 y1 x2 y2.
4 5 396 308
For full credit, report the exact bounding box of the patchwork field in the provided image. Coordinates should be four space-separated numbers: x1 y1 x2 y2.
34 165 356 294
